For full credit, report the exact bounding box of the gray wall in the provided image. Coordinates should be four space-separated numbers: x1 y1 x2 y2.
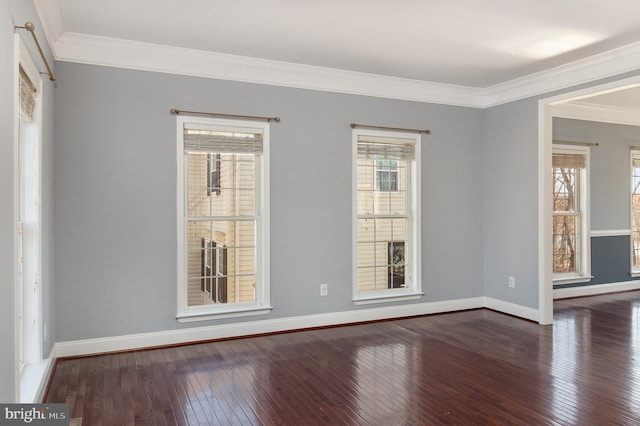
0 0 56 403
554 118 640 230
553 118 640 287
482 99 540 307
481 75 640 309
53 62 484 341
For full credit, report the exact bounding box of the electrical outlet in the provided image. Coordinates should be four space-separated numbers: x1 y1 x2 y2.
320 283 328 296
508 276 516 288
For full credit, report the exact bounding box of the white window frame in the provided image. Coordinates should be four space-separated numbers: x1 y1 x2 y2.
352 128 422 304
552 144 591 284
630 150 640 277
176 116 271 322
14 34 44 384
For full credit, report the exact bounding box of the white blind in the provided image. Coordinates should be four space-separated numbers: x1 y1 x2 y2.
19 66 37 122
183 127 263 154
357 135 415 161
633 156 640 168
553 153 585 169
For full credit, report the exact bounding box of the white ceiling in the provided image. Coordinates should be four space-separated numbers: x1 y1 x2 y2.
31 0 640 108
49 0 640 87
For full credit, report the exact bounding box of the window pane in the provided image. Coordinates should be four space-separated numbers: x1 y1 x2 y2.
358 266 389 292
632 162 640 270
186 220 256 306
358 218 376 243
553 167 577 212
553 214 579 274
388 242 405 289
357 242 378 268
187 152 256 217
356 216 409 293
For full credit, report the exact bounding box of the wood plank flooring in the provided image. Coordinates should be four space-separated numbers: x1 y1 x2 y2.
45 291 640 425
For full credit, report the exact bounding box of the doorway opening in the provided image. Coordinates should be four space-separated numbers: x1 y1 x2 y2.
538 74 640 324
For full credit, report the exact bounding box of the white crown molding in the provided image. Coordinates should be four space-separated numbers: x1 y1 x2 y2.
33 1 640 109
32 0 64 57
54 32 485 108
552 102 640 127
483 41 640 107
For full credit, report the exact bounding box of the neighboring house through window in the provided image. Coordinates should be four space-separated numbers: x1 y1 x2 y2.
552 145 590 284
177 116 270 321
207 153 221 196
353 129 421 303
376 159 398 191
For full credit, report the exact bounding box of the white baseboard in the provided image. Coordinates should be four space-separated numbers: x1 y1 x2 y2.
53 296 538 358
553 280 640 300
20 353 56 403
483 297 540 322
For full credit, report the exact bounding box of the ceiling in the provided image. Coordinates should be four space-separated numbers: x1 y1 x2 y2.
32 0 640 108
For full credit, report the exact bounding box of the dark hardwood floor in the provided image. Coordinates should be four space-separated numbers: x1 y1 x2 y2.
45 291 640 425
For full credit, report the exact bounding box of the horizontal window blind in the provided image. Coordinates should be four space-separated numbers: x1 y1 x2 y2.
632 156 640 168
357 135 415 161
184 127 263 154
553 153 585 169
19 66 37 123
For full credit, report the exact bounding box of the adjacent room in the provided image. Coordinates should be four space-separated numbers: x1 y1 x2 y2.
3 0 640 423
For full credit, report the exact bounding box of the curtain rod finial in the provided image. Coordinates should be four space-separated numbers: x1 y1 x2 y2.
24 22 35 31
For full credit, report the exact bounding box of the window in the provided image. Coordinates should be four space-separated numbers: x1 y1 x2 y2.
200 238 229 303
552 145 590 283
207 153 221 196
631 150 640 275
376 160 398 191
353 130 421 303
16 37 43 375
388 241 405 288
177 116 270 321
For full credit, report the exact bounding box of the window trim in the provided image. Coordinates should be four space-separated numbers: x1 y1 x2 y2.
14 34 44 375
552 144 591 284
352 128 422 304
176 116 271 321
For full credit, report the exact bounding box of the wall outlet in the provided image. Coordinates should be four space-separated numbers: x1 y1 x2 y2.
320 283 328 296
508 276 516 288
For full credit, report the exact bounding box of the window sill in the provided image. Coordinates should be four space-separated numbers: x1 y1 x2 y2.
631 271 640 278
177 305 273 323
553 275 593 285
353 292 424 305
